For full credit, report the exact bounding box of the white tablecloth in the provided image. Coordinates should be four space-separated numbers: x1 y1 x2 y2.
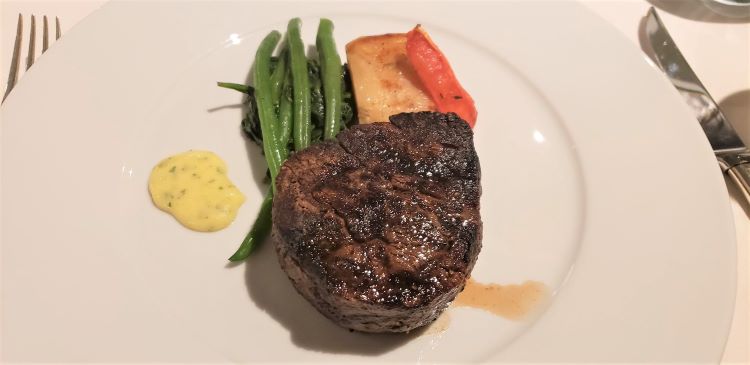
1 0 748 363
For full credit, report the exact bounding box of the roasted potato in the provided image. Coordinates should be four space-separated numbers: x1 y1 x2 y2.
346 33 437 124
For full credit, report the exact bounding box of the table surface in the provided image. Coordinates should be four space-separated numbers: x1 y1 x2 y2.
1 1 748 363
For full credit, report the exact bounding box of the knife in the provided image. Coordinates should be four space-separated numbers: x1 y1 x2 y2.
644 7 750 204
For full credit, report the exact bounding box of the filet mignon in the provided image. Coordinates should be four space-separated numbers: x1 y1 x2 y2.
272 112 482 333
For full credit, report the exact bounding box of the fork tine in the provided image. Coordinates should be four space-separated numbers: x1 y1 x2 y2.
55 17 61 40
2 14 23 102
43 16 49 53
26 15 36 70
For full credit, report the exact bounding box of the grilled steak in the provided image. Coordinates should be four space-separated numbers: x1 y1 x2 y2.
272 112 482 333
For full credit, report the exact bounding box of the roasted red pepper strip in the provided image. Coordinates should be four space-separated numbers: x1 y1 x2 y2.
406 25 477 127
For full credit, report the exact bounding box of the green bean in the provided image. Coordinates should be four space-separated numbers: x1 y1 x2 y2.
228 189 273 261
254 30 287 186
217 82 250 94
229 33 291 262
278 65 293 146
270 48 287 106
287 18 311 151
230 33 285 261
316 19 343 140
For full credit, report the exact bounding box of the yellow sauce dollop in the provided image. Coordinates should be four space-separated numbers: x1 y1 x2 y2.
148 150 245 232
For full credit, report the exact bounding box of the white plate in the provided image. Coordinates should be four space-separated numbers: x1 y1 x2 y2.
0 2 736 363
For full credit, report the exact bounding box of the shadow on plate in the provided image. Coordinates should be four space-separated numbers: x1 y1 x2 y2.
243 239 421 355
647 0 750 23
240 126 269 192
206 103 244 113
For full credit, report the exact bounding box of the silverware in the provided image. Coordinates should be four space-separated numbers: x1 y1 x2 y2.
644 7 750 204
2 14 61 103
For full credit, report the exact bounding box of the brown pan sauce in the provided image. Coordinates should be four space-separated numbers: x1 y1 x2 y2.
425 278 549 334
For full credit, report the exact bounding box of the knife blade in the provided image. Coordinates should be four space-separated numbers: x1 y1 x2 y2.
644 7 750 204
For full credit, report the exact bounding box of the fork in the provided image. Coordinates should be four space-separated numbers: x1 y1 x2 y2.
2 14 61 103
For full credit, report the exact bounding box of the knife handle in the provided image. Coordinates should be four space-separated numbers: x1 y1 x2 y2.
727 164 750 205
719 153 750 206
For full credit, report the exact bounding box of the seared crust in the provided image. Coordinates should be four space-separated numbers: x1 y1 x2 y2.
272 112 482 333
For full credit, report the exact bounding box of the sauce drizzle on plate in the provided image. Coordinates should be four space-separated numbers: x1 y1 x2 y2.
454 278 549 320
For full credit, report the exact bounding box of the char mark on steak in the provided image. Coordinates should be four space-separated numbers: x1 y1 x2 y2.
272 112 482 333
